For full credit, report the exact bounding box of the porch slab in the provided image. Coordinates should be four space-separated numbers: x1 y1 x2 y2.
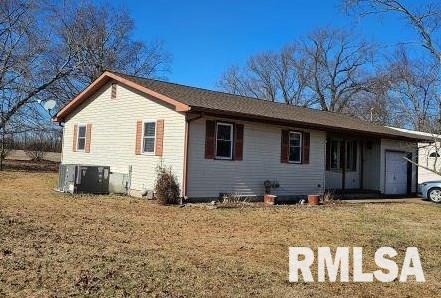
342 197 434 205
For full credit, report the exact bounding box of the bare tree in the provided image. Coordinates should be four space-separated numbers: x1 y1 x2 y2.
344 0 441 63
49 1 171 105
385 48 440 130
300 28 375 112
219 28 375 112
0 0 171 170
219 46 311 106
0 0 73 171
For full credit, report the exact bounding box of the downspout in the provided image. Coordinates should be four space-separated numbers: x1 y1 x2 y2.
59 121 65 164
182 112 203 198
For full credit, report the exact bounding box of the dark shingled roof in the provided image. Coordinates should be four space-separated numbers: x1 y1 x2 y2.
116 72 427 142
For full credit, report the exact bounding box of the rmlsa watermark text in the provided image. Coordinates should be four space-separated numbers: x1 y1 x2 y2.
289 247 425 282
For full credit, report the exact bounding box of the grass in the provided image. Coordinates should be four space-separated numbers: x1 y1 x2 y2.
0 170 440 297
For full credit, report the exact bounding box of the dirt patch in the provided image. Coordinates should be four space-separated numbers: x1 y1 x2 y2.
0 171 440 297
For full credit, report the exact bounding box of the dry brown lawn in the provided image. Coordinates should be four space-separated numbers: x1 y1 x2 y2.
0 171 440 297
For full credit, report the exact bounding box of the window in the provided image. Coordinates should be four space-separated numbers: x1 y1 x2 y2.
330 140 340 169
346 141 355 170
289 132 302 163
328 139 357 171
142 122 156 153
77 124 86 151
429 152 440 158
216 122 233 159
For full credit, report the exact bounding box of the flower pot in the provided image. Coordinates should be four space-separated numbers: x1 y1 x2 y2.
308 194 320 206
264 194 277 206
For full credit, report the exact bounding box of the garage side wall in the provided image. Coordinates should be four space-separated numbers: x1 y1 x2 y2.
418 142 441 183
62 82 186 195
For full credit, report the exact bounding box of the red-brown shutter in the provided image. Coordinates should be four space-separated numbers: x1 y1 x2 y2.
135 121 142 155
234 124 244 160
85 124 92 153
302 132 310 164
111 83 117 99
205 120 215 159
281 129 289 163
326 137 330 170
155 119 164 156
72 124 78 152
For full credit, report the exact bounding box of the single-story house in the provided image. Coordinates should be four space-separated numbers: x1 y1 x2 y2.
390 127 441 184
53 71 429 201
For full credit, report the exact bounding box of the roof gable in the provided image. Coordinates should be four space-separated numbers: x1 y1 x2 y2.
53 71 190 122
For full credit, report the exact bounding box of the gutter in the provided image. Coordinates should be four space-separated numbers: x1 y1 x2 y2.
182 112 203 198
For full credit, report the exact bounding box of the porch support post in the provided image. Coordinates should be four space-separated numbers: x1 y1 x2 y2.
360 141 364 190
341 141 346 198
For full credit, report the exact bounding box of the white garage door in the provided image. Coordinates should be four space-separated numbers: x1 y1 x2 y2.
385 151 408 195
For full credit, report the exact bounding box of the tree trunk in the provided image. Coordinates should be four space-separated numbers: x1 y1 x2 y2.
0 128 4 171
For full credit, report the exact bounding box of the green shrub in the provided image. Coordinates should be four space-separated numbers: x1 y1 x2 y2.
154 165 180 205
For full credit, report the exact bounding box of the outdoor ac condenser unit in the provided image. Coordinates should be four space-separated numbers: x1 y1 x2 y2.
57 164 110 194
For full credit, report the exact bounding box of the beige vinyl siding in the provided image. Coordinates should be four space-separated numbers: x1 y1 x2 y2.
186 117 325 199
380 139 417 193
62 82 186 194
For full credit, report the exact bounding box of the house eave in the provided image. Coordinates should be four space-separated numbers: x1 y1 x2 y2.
188 107 427 143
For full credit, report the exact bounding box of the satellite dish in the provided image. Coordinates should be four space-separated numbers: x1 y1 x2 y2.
43 100 56 111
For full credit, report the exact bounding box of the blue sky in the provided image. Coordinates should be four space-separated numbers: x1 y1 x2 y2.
116 0 419 89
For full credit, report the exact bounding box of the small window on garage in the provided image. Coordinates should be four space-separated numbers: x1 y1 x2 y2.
429 151 440 157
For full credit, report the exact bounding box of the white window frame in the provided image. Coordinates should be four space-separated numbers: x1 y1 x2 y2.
288 131 302 163
76 123 87 152
142 120 156 155
215 122 234 160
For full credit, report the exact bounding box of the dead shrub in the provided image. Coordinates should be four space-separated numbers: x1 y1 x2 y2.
24 139 48 161
321 191 339 205
154 165 180 205
218 193 250 208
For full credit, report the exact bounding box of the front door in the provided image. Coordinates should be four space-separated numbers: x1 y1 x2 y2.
385 151 408 195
